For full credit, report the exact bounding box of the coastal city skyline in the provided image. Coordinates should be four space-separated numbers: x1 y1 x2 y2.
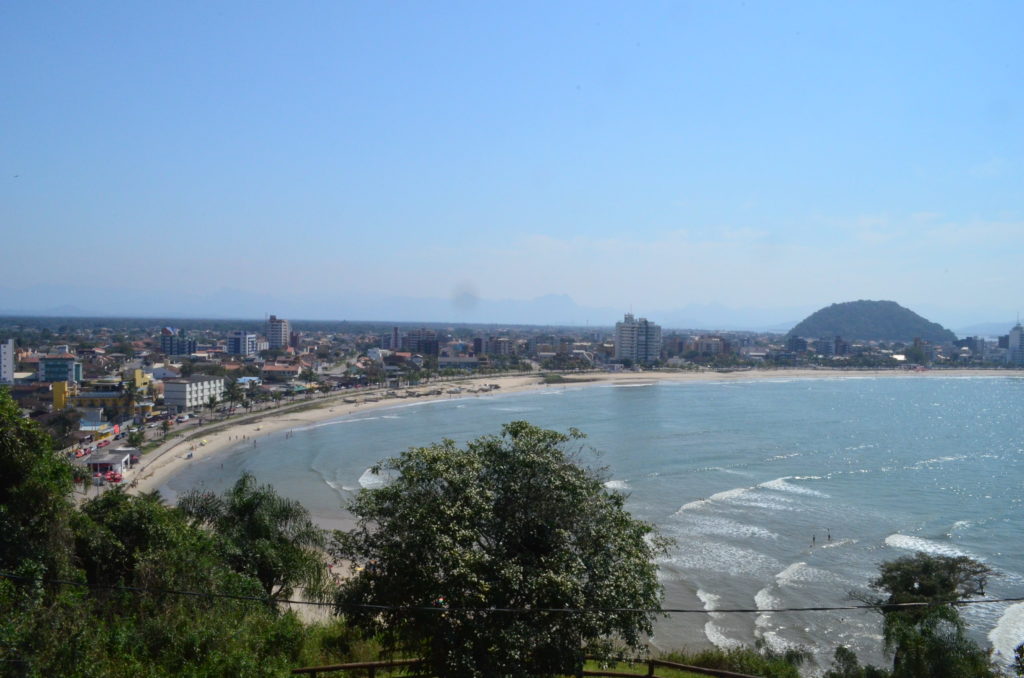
3 3 1023 328
4 4 1024 670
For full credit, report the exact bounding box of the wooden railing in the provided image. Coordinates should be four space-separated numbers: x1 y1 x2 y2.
291 658 426 678
291 657 763 678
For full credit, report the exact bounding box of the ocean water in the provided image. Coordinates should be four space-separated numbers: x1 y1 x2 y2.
160 377 1024 671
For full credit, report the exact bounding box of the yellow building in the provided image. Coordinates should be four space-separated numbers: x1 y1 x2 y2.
52 381 78 410
123 368 152 392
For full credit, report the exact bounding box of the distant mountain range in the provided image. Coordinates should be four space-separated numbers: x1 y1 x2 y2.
0 285 1015 336
787 300 957 343
0 285 809 331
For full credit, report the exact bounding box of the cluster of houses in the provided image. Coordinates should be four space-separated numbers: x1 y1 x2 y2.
4 315 1021 451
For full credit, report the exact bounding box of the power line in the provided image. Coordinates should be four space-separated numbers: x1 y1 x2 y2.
3 571 1023 615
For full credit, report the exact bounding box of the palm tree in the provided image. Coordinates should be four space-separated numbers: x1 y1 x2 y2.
121 383 138 423
207 395 219 418
179 473 329 603
224 378 243 413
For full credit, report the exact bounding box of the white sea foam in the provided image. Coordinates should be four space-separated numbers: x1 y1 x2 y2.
710 486 753 502
757 630 795 653
819 537 857 549
758 476 829 498
604 479 630 491
674 485 753 513
727 493 797 511
686 516 778 540
908 455 967 469
696 589 720 611
989 603 1024 666
303 415 379 430
775 562 808 586
704 622 742 649
754 588 779 636
709 466 748 476
663 543 781 577
755 587 780 611
358 468 387 489
380 414 401 419
884 534 974 559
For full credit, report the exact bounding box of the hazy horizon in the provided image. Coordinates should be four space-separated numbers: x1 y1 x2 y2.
3 3 1021 327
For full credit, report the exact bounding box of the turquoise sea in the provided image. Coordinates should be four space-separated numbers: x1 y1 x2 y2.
160 376 1024 671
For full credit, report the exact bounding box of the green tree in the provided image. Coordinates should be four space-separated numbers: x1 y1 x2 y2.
823 645 889 678
121 382 138 421
43 408 82 449
127 429 145 448
160 418 171 439
0 388 76 582
225 377 243 411
179 473 329 603
332 421 669 678
865 552 996 678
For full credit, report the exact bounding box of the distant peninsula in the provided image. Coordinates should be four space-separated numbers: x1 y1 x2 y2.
788 300 957 343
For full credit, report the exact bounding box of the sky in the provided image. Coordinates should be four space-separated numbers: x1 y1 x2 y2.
2 2 1022 328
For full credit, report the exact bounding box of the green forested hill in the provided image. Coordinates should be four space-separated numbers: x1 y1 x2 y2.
787 300 957 343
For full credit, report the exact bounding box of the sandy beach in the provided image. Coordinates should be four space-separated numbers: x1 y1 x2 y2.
127 367 1021 498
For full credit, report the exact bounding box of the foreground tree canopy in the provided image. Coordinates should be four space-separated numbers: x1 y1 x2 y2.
331 421 670 678
831 552 999 678
0 388 346 678
179 472 328 602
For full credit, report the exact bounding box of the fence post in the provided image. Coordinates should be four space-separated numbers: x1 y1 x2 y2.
647 659 655 677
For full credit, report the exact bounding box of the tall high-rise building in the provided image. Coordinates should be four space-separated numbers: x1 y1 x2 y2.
159 327 197 356
0 338 14 384
1007 323 1024 365
402 328 439 356
227 331 257 357
267 315 291 350
614 313 662 364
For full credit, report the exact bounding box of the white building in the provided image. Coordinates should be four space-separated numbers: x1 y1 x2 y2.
267 315 291 350
163 375 225 413
0 338 14 384
1008 323 1024 365
614 313 662 364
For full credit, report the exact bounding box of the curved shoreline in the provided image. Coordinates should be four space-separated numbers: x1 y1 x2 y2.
127 367 1024 498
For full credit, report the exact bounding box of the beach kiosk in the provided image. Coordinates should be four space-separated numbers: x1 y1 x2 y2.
85 448 135 476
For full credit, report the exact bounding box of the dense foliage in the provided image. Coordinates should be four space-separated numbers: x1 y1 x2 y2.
332 421 670 678
661 643 810 678
179 473 329 602
787 300 957 343
828 552 999 678
0 388 352 678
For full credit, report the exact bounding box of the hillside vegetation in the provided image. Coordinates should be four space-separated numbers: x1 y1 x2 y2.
788 300 957 343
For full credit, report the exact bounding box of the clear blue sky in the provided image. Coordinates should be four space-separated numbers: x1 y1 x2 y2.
2 2 1022 325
